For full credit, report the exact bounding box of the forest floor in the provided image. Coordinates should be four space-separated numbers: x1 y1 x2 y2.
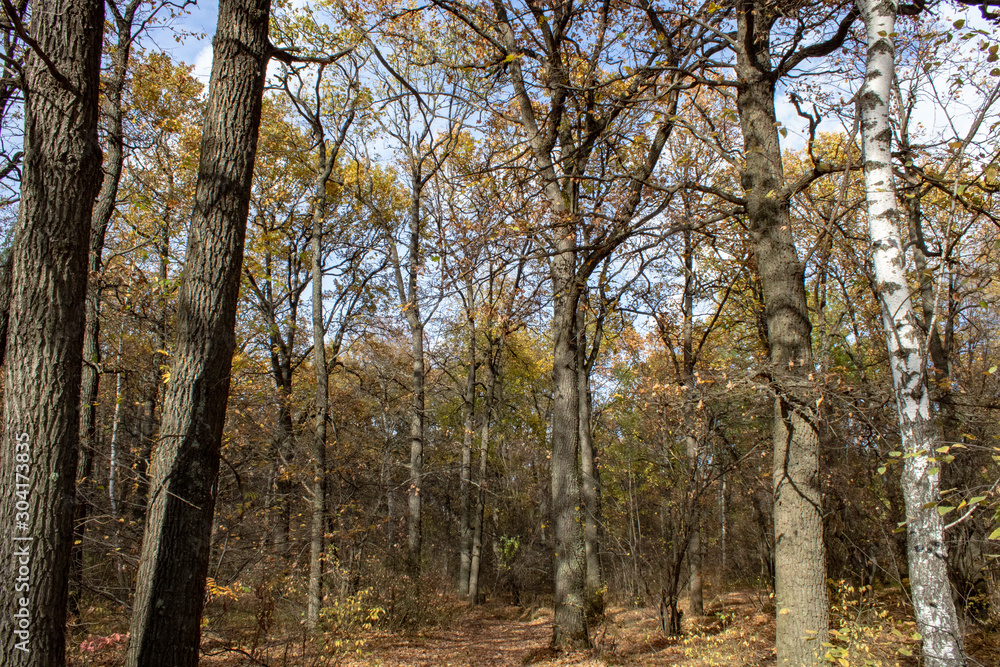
71 588 1000 666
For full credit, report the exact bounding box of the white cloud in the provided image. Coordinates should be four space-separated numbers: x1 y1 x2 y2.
193 44 214 88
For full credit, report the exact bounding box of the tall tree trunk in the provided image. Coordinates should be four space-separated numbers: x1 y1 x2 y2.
469 348 497 604
405 180 425 577
125 1 270 663
734 7 827 663
459 278 475 597
550 256 588 648
0 0 103 660
307 155 333 628
898 88 980 616
577 302 603 620
682 230 703 617
858 3 965 664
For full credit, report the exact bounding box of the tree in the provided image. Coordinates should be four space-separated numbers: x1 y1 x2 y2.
432 0 711 643
274 39 362 625
370 36 469 575
714 2 861 660
857 1 966 663
125 0 271 663
0 0 104 662
242 97 314 553
74 0 175 618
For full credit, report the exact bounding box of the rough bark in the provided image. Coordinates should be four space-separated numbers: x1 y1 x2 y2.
0 0 104 661
125 0 270 663
550 256 588 647
577 302 604 620
734 5 827 662
858 2 966 663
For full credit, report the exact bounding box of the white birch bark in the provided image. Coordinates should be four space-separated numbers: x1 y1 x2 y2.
858 2 965 664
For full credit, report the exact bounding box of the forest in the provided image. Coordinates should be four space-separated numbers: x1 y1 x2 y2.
1 0 1000 665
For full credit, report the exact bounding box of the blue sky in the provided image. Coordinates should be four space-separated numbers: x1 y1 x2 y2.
151 0 218 84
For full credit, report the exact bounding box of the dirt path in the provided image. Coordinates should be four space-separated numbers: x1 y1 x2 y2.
351 611 569 667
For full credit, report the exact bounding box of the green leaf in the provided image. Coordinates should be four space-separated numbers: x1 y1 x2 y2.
877 466 887 475
989 527 1000 540
927 467 940 476
954 19 966 29
938 505 956 516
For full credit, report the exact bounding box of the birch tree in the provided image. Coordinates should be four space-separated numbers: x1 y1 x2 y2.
857 0 965 664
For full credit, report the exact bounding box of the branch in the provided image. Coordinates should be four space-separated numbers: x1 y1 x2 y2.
774 6 859 80
269 44 353 66
1 0 73 91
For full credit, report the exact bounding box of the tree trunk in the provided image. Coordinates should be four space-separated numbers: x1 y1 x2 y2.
734 8 827 663
550 258 589 648
125 1 270 664
459 278 475 597
577 302 604 620
898 86 981 619
858 3 966 663
681 229 704 618
257 247 298 552
0 0 104 661
469 349 496 605
405 178 425 578
306 151 334 628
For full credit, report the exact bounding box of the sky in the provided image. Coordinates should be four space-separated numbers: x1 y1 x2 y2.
150 0 218 84
166 0 996 151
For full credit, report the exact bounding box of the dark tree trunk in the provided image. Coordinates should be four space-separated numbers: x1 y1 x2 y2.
125 1 270 664
577 302 604 620
550 252 588 648
0 0 104 661
735 7 827 663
